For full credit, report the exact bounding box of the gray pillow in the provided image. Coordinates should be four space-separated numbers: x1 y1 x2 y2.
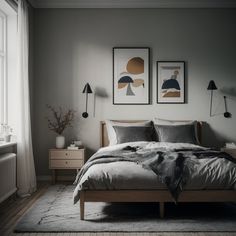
154 124 197 144
113 126 153 144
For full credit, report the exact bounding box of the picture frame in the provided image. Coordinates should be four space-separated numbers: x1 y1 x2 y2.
157 61 185 104
113 47 150 105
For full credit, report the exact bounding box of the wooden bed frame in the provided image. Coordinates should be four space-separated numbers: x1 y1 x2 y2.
79 120 236 220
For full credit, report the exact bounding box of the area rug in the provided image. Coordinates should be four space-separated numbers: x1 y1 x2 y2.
15 185 236 232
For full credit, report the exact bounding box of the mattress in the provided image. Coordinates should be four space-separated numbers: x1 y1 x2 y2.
73 142 236 203
78 158 236 191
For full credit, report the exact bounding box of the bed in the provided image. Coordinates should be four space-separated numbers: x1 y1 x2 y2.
74 120 236 220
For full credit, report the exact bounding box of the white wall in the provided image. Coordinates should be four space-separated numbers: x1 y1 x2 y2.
32 8 236 176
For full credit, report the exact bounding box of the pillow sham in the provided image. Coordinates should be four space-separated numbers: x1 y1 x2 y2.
113 126 153 144
154 124 198 144
105 120 152 146
154 118 200 144
154 118 195 125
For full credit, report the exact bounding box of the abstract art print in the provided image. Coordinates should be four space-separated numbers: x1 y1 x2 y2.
113 47 150 104
157 61 185 104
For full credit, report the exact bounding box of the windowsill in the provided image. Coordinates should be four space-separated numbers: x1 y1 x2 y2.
0 141 17 149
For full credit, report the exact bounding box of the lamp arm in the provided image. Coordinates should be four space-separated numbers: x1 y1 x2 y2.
210 90 213 117
223 96 231 118
85 92 88 113
224 96 227 112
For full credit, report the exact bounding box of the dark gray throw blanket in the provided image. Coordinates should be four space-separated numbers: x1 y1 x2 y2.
74 146 236 201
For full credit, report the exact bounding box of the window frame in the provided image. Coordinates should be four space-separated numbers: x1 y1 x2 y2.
0 9 7 125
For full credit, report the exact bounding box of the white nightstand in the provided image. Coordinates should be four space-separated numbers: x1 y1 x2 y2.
221 148 236 160
49 148 85 184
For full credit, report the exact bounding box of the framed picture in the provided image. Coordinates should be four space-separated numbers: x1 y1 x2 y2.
113 47 150 105
157 61 185 104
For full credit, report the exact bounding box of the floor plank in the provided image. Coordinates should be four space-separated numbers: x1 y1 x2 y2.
0 182 235 236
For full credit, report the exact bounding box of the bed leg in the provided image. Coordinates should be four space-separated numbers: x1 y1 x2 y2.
159 202 164 218
80 191 85 220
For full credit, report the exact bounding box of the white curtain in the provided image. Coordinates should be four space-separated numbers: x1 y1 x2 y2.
17 0 37 196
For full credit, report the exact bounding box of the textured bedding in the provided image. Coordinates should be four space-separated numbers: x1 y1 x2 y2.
73 142 236 204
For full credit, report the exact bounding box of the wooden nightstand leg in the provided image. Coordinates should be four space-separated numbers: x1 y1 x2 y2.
80 191 85 220
159 202 164 218
52 169 56 184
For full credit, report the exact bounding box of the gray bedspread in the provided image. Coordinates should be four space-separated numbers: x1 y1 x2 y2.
73 142 236 204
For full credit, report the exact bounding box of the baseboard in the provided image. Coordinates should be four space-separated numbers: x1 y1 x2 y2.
37 175 51 181
37 175 75 181
0 187 17 203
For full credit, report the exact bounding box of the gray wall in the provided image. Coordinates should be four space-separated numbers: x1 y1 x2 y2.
32 9 236 177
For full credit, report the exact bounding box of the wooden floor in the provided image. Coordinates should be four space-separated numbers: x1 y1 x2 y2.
0 182 235 236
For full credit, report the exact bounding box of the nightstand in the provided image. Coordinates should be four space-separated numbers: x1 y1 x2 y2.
49 148 85 184
221 148 236 159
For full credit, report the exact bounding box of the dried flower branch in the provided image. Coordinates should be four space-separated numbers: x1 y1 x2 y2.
46 104 76 135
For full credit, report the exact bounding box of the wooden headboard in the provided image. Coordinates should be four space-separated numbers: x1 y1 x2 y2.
100 121 109 147
100 120 202 148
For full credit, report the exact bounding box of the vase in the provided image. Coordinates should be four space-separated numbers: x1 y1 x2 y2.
56 135 65 149
4 134 11 142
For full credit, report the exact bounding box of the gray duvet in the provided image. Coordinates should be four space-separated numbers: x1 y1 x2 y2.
73 142 236 204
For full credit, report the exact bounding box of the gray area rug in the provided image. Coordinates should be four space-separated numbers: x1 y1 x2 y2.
15 185 236 232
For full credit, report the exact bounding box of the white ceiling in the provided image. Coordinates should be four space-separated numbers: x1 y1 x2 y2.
28 0 236 9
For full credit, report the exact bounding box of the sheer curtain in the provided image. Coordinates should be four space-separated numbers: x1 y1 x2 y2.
16 0 37 196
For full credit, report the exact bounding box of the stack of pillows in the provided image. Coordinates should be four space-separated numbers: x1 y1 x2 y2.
105 119 200 146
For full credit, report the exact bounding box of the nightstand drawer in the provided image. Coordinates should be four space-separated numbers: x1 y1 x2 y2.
49 148 85 183
50 150 84 160
222 148 236 159
50 159 83 169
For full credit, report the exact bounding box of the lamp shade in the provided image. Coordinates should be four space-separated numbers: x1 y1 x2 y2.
207 80 217 90
82 83 93 93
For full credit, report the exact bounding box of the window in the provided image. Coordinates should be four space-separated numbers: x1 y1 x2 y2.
0 10 7 125
0 1 17 135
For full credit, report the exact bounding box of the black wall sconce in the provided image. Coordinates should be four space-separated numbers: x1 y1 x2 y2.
207 80 231 118
82 83 93 118
207 80 217 117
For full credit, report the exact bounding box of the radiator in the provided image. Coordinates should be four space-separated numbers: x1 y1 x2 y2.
0 153 17 203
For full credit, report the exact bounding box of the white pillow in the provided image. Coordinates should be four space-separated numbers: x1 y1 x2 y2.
153 118 200 144
105 120 152 146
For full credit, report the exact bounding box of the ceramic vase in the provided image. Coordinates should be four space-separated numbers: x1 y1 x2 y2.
56 135 65 149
